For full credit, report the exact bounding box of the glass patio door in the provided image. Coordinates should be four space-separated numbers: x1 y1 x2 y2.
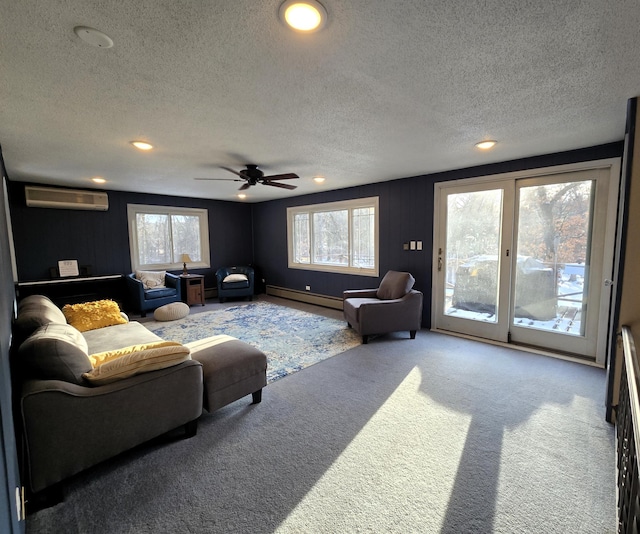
433 165 617 362
435 182 514 342
508 169 612 357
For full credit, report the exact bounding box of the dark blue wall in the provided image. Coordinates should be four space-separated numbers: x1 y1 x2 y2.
0 151 22 533
8 184 254 291
252 176 432 293
252 142 623 327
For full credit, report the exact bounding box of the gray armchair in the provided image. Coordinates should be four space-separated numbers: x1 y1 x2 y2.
343 270 423 344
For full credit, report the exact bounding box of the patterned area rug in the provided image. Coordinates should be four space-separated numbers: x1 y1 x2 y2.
144 301 361 383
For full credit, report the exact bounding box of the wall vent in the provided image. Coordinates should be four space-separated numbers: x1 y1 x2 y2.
25 186 109 211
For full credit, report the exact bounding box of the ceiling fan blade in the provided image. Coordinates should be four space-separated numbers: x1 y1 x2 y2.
263 173 299 181
238 183 251 191
194 177 244 182
263 181 297 190
220 166 248 179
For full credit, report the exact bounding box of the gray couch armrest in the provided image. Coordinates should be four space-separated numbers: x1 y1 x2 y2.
343 288 378 300
21 360 203 492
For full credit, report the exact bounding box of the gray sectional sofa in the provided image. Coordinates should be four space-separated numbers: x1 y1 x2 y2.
11 294 267 506
12 295 203 500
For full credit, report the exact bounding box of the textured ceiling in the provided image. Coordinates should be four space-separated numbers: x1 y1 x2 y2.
1 1 639 202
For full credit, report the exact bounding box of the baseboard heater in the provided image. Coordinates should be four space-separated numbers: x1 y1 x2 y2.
266 285 343 310
617 325 640 531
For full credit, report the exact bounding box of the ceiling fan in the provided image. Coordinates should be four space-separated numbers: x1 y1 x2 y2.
195 164 299 190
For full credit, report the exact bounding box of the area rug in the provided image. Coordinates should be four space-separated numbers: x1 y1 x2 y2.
144 301 361 383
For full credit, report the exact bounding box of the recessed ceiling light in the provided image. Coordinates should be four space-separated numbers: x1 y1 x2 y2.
91 177 106 184
475 140 497 150
313 176 326 183
280 1 327 32
130 141 153 151
237 193 247 200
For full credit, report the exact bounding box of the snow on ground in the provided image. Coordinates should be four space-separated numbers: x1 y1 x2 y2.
445 275 585 336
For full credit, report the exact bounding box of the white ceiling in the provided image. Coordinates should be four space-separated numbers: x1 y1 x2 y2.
1 1 639 202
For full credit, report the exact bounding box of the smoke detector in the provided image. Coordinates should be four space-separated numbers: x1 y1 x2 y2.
73 26 113 48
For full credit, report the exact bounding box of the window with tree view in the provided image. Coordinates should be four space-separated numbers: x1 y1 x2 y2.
288 197 378 275
127 204 210 271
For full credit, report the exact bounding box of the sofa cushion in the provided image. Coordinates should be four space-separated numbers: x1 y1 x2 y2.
135 270 166 290
223 273 248 284
83 341 191 385
144 287 177 300
62 300 128 332
83 321 163 354
376 271 415 300
19 323 92 385
13 295 67 344
221 280 250 290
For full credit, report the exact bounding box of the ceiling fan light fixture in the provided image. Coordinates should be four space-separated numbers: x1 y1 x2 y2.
475 140 497 150
130 141 153 151
280 0 327 32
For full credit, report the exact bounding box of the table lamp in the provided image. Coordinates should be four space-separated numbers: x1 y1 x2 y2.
180 254 192 275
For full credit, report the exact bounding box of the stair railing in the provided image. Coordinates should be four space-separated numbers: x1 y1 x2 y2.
618 325 640 532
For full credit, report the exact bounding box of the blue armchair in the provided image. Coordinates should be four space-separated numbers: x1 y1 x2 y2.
215 266 254 303
126 272 182 317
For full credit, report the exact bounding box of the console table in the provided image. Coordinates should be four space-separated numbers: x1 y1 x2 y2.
16 274 126 307
181 274 205 306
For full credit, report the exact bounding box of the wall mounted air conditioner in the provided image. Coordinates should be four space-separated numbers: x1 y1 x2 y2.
25 186 109 211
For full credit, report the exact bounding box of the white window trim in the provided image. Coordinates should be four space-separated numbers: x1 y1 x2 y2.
127 204 210 271
287 197 379 276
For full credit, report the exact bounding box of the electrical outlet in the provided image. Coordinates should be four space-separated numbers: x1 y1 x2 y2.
305 285 311 291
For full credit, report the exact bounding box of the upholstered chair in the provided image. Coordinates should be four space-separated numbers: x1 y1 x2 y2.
343 270 423 344
215 266 254 303
126 271 182 317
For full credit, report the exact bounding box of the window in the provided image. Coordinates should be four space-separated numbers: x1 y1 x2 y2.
127 204 210 271
287 197 379 276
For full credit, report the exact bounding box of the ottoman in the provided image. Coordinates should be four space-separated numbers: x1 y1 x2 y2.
185 335 267 412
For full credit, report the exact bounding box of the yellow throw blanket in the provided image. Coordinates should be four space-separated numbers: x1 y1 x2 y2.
83 341 191 385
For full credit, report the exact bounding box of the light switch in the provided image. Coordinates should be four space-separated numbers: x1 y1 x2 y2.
403 243 409 250
417 241 423 251
410 241 416 250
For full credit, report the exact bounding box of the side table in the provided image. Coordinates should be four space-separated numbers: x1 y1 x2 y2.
181 274 205 306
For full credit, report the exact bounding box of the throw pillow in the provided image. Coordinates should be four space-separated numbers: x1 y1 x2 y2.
376 270 415 300
83 341 191 385
19 322 92 385
223 273 248 283
62 299 128 332
135 270 166 290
